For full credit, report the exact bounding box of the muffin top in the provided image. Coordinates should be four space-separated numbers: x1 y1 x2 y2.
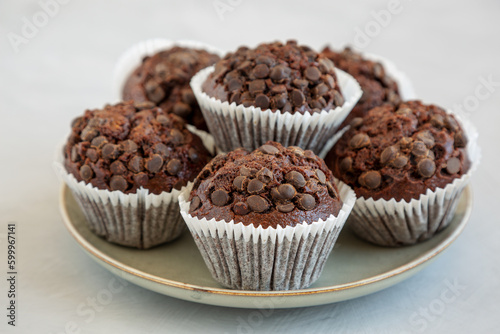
64 101 212 195
202 40 344 114
122 46 220 130
325 101 470 202
321 47 400 124
188 141 343 228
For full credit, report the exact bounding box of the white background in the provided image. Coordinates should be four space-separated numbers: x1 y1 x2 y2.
1 0 499 333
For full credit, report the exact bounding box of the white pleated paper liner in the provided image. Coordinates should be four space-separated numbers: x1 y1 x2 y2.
53 129 216 249
347 114 480 247
112 38 225 103
190 66 362 154
178 180 356 291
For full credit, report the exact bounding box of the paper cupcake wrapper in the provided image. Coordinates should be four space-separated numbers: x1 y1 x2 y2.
190 66 362 154
178 180 356 291
348 114 480 246
112 38 225 103
318 53 416 159
53 128 215 249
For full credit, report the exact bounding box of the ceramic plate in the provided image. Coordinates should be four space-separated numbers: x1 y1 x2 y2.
59 185 472 309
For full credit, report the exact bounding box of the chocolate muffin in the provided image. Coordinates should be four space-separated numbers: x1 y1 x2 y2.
189 142 343 228
326 101 470 202
202 40 344 114
65 101 212 195
122 46 220 130
321 47 401 125
60 101 212 248
180 141 356 290
325 100 475 246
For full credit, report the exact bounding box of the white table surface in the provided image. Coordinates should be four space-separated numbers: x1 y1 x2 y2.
1 0 499 333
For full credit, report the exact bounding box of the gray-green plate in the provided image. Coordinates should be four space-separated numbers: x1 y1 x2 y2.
59 185 472 309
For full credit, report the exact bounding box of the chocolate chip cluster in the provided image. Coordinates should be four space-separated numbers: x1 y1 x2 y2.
321 46 400 124
122 46 220 130
201 40 344 115
64 101 212 194
188 142 343 228
326 101 470 202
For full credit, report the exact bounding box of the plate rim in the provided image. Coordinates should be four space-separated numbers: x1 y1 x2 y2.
59 184 473 298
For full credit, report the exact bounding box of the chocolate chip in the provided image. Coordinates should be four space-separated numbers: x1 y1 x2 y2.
153 143 168 157
325 75 335 88
399 137 413 149
277 184 296 200
133 172 149 187
387 91 400 105
181 89 195 104
146 154 163 173
392 155 408 168
314 83 329 97
350 117 363 129
349 133 370 150
119 140 138 153
101 144 121 160
170 129 184 145
249 80 266 94
305 66 321 81
110 160 127 175
211 189 230 206
259 144 279 155
247 195 269 213
257 167 273 183
359 171 381 189
255 94 270 109
145 80 165 103
285 171 306 188
373 63 384 79
277 203 295 213
134 101 156 110
340 156 353 173
80 165 93 181
233 202 250 215
430 114 444 128
296 194 316 211
247 179 265 194
156 114 171 126
304 150 316 160
415 131 435 148
166 159 182 175
233 176 247 191
110 175 128 192
81 127 99 141
412 141 428 156
230 92 241 104
253 64 269 79
293 79 308 89
188 148 199 162
86 148 98 162
417 159 436 178
173 102 191 118
128 156 143 173
256 55 274 66
240 166 257 177
444 115 459 131
318 58 335 73
380 146 398 165
190 196 201 212
427 149 435 160
454 131 468 148
446 157 461 174
333 91 344 106
327 182 338 198
270 65 290 81
70 146 80 162
91 136 108 149
227 78 243 92
291 89 305 106
315 169 326 184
